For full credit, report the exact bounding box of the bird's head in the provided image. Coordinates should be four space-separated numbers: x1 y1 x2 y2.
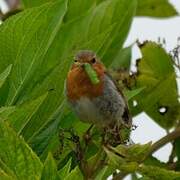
73 50 98 66
71 50 106 85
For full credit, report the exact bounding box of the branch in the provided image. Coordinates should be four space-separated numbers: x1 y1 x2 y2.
148 127 180 155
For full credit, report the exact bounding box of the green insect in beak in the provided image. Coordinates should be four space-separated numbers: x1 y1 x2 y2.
84 63 100 85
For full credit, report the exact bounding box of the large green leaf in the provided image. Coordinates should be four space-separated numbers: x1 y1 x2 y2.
94 166 115 180
21 0 97 18
21 0 56 8
0 106 16 119
98 0 137 66
7 93 47 134
58 158 71 178
130 42 179 128
137 0 178 18
138 165 180 180
64 166 83 180
4 1 68 105
63 0 97 22
0 65 12 89
104 146 138 173
110 46 132 70
144 156 167 168
125 87 146 101
28 100 67 156
0 122 43 180
0 169 14 180
41 153 59 180
0 159 17 180
109 143 152 162
0 1 69 156
0 65 12 106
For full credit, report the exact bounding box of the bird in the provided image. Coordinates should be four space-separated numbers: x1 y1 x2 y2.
66 50 132 144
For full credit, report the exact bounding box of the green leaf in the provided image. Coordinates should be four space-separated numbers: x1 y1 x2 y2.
138 165 180 180
58 158 71 177
133 174 151 180
137 0 178 18
0 169 14 180
125 143 152 162
7 93 47 134
0 159 17 180
0 83 9 107
104 146 126 169
41 153 59 180
4 1 68 105
0 121 43 179
120 162 139 174
105 146 139 173
111 142 152 162
21 0 56 8
124 87 146 101
0 106 16 120
131 41 179 128
110 46 132 70
131 173 139 180
21 0 96 12
144 156 167 168
0 65 12 89
29 100 67 156
64 0 97 22
94 166 115 180
0 1 69 155
64 166 83 180
138 176 151 180
132 173 152 180
99 0 137 66
0 65 12 106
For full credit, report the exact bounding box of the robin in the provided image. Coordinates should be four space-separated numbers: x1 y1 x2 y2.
66 50 132 144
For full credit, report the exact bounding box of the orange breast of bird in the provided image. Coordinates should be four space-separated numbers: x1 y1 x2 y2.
66 63 105 101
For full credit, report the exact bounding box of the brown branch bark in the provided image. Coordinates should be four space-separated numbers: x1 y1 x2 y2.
147 127 180 156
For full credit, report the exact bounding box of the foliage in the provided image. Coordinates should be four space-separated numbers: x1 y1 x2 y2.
0 0 179 179
137 0 178 17
129 42 179 128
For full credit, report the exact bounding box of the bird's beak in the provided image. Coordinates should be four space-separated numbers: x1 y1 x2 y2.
75 62 86 68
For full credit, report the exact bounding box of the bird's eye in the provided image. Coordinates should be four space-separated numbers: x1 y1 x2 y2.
91 58 96 64
74 59 78 63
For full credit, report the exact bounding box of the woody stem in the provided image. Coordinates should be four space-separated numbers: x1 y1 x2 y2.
147 127 180 156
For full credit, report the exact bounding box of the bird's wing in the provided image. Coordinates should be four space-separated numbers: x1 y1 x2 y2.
105 72 132 128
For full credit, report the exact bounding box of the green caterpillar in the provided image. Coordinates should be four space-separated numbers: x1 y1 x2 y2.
84 63 100 85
